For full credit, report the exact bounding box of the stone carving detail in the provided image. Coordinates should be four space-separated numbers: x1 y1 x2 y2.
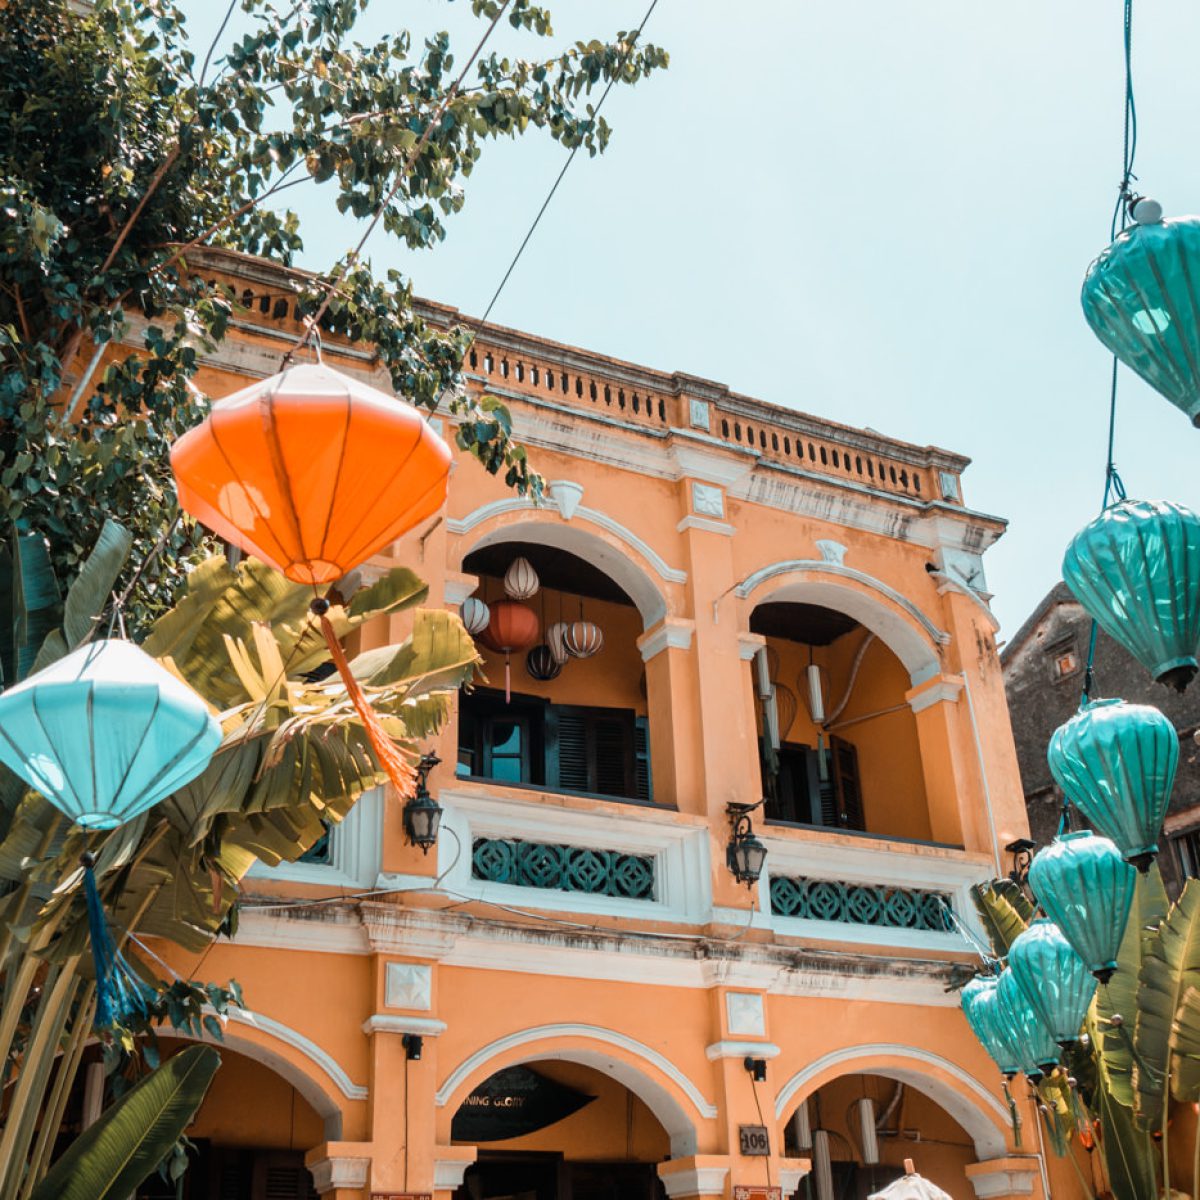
385 962 433 1011
726 992 766 1037
816 539 847 566
688 398 711 431
691 482 725 518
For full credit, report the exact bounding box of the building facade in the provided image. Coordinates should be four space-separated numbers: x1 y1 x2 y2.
1002 582 1200 897
129 247 1079 1200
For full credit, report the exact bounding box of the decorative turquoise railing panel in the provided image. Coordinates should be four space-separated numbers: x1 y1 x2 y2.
471 837 656 900
770 874 953 932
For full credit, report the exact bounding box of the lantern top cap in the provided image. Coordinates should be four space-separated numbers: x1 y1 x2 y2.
1057 830 1101 843
213 360 427 416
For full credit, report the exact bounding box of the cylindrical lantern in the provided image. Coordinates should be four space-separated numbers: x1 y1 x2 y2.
812 1130 834 1200
789 1100 813 1152
503 556 539 600
171 363 451 585
1063 499 1200 692
1081 213 1200 425
1027 831 1135 981
564 620 603 659
1048 698 1178 867
996 969 1060 1078
0 639 222 829
547 621 571 665
460 597 491 636
1008 918 1097 1046
961 976 1022 1078
479 599 540 701
525 644 562 682
856 1097 879 1165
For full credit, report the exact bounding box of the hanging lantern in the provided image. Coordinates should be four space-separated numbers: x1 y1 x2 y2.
1081 212 1200 425
1026 831 1135 981
547 621 571 665
0 639 222 830
1047 698 1178 868
961 976 1022 1078
479 599 540 701
996 968 1060 1078
172 363 453 801
1062 499 1200 692
1007 919 1097 1046
460 597 491 637
564 620 603 659
525 644 562 682
171 363 451 585
773 683 799 741
503 556 539 600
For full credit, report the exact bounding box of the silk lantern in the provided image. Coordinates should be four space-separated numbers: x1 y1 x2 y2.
547 621 571 665
961 976 1022 1077
461 597 491 637
525 644 562 682
172 362 453 799
1048 698 1177 867
997 968 1060 1078
1008 919 1097 1046
564 620 603 659
1027 831 1135 981
503 556 539 600
1063 499 1200 692
479 600 540 701
1081 212 1200 425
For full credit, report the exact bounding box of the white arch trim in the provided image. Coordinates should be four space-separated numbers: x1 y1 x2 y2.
435 1023 715 1156
773 1043 1009 1160
736 560 949 684
448 499 687 587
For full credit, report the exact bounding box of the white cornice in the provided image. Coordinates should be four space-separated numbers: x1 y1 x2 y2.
677 514 735 536
705 1040 781 1061
907 676 965 714
637 618 696 661
362 1014 448 1037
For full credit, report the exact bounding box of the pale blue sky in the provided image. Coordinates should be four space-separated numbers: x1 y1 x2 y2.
183 0 1200 637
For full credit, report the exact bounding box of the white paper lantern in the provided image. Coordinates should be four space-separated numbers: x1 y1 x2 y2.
460 597 491 636
503 556 539 599
547 621 571 665
564 620 603 659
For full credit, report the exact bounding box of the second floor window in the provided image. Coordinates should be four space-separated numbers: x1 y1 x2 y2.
763 735 864 831
458 689 652 803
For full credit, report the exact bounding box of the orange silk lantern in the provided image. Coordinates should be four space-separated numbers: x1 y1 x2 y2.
479 600 540 701
171 362 453 799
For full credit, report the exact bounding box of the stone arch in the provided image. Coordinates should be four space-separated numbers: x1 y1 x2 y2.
452 505 681 629
436 1022 712 1156
737 561 947 685
171 1008 360 1140
773 1043 1010 1160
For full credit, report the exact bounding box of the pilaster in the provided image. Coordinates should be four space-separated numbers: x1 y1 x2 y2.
638 617 702 813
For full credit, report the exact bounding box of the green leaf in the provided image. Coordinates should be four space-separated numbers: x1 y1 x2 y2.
970 880 1030 958
62 518 133 648
1096 1082 1157 1200
0 527 62 685
31 1045 220 1200
1169 985 1200 1102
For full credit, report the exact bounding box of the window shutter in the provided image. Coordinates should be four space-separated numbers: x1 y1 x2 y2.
634 716 652 801
831 735 864 830
594 717 631 798
252 1152 318 1200
552 709 590 792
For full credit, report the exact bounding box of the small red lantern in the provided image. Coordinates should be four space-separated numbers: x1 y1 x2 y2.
480 600 540 701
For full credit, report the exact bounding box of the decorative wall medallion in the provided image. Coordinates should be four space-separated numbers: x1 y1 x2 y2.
726 991 766 1036
385 962 432 1010
939 471 961 502
689 398 712 431
691 482 725 518
815 539 847 566
548 479 584 521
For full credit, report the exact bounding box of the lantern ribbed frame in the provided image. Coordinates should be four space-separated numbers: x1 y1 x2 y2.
1063 499 1200 692
1008 918 1097 1046
1081 216 1200 425
503 556 540 600
997 968 1060 1075
0 640 222 830
961 977 1022 1077
460 597 491 637
547 621 571 665
1027 831 1135 980
1048 698 1177 865
171 363 451 585
525 644 562 682
564 620 603 659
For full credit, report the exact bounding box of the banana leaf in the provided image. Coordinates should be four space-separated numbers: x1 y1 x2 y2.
0 527 62 687
1134 879 1200 1130
30 1045 219 1200
1169 985 1200 1102
61 518 133 649
1097 1081 1158 1200
971 879 1031 958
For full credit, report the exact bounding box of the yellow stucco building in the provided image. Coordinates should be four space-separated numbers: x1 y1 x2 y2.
138 247 1080 1200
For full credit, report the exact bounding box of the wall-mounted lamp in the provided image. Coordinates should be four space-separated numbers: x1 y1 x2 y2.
726 802 767 886
1005 837 1036 887
743 1056 767 1083
403 752 443 855
402 1033 423 1061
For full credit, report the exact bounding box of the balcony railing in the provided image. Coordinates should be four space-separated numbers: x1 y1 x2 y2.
471 837 656 901
769 874 953 933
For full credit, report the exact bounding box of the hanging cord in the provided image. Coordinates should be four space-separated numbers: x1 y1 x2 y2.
1081 0 1137 706
280 1 513 366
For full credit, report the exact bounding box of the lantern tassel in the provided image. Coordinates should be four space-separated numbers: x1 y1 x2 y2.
505 651 512 703
319 612 415 798
81 853 154 1029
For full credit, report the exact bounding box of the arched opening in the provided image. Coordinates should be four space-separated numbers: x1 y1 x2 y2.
449 1059 670 1199
782 1072 981 1200
749 600 932 843
458 540 657 807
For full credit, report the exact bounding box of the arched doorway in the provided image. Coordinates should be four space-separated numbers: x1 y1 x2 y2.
450 1059 669 1200
782 1072 977 1200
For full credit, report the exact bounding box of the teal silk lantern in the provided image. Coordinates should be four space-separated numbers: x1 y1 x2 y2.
1063 500 1200 692
997 969 1060 1078
1047 698 1177 867
1008 919 1097 1046
0 639 222 829
1081 214 1200 425
1027 831 1135 980
961 976 1022 1077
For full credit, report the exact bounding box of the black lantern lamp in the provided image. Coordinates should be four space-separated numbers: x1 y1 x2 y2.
1005 837 1036 887
403 752 443 855
726 801 767 886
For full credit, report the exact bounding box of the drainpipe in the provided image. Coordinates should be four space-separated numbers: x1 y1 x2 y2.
960 675 1003 879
